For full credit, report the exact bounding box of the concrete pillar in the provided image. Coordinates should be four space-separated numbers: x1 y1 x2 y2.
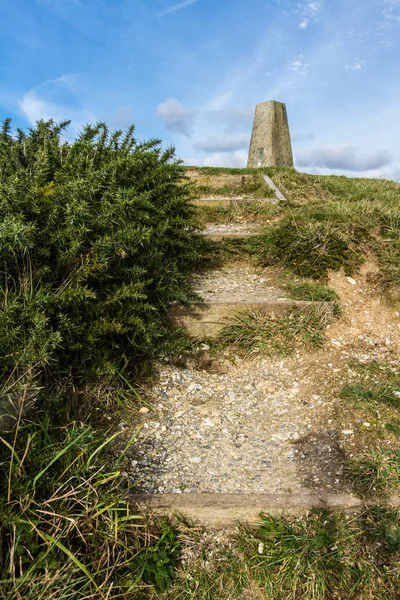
247 100 293 168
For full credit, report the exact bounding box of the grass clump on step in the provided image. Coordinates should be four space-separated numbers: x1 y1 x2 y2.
219 305 332 356
259 218 364 279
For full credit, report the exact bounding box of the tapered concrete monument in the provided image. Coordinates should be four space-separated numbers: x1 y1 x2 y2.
247 100 293 168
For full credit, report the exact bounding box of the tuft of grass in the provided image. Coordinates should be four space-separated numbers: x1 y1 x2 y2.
345 449 400 497
167 508 400 599
219 305 332 356
0 416 180 598
258 218 365 279
340 381 400 411
284 280 339 302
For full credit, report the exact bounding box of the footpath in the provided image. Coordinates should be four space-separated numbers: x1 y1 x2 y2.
128 171 400 527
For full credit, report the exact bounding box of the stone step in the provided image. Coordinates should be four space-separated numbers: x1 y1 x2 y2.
169 300 334 338
198 223 263 240
192 196 278 208
128 493 400 529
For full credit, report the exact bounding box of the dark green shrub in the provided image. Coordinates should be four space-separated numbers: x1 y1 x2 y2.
0 119 200 381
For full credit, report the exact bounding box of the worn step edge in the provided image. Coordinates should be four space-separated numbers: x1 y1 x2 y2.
128 493 400 528
192 196 278 207
263 175 288 202
169 300 334 338
196 225 263 240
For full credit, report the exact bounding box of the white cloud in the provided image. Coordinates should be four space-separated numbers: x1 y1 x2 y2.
296 144 393 171
299 18 309 29
345 59 365 70
194 134 249 153
157 0 199 17
307 2 322 14
19 77 93 135
290 60 303 70
156 97 195 137
184 150 247 168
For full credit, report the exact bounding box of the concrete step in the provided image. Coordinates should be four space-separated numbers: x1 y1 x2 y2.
192 196 278 208
169 300 334 338
128 493 400 529
198 223 263 240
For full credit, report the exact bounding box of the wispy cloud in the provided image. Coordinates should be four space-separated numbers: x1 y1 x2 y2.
19 76 93 135
296 144 392 171
156 97 195 136
157 0 199 17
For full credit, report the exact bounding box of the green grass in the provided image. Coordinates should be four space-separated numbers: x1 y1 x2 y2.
338 362 400 498
192 168 400 287
0 414 184 599
284 280 339 302
345 449 400 497
186 166 263 175
192 172 276 200
218 305 333 357
165 509 400 599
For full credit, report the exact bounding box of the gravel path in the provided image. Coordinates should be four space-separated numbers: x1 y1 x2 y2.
129 354 346 495
192 263 289 304
125 260 400 497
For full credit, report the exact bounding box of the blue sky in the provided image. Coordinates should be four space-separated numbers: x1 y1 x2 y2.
1 0 400 179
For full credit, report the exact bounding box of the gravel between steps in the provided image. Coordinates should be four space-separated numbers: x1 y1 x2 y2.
192 263 289 304
199 223 263 237
128 354 347 495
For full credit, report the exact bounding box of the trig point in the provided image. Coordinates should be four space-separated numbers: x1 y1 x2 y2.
247 100 294 168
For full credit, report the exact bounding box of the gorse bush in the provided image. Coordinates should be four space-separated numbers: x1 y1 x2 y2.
0 119 200 383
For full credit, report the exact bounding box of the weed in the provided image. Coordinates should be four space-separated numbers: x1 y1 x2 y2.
340 381 400 411
0 414 180 598
167 509 400 599
134 518 180 592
